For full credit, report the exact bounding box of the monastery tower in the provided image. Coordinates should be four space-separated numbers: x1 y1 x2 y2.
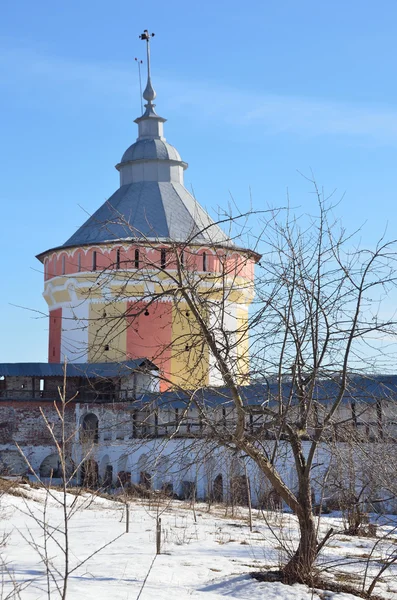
36 32 257 391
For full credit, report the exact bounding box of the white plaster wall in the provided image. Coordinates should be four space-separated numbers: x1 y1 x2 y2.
60 295 89 363
208 303 224 387
0 437 313 504
0 444 64 478
4 436 394 510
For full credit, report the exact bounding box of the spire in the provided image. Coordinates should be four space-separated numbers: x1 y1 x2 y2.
134 30 166 141
117 30 187 180
139 30 157 111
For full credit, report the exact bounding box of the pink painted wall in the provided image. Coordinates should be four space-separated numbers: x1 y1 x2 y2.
126 301 173 392
43 245 256 282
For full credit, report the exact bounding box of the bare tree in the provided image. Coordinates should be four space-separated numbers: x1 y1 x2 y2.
82 180 397 583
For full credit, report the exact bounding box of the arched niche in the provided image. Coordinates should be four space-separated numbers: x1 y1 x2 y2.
81 413 99 444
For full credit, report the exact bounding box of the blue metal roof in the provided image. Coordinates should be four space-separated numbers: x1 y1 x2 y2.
147 382 269 409
0 360 157 378
134 375 397 409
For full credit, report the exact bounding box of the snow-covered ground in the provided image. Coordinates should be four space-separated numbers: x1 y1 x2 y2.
1 483 397 600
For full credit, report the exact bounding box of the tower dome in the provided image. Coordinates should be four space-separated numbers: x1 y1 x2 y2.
120 138 182 164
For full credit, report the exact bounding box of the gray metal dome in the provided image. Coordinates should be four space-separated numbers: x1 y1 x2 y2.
60 182 232 248
121 139 182 164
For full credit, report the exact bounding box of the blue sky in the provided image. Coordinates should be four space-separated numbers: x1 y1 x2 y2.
1 0 397 362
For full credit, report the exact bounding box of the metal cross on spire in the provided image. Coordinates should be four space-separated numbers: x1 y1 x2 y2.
139 30 156 105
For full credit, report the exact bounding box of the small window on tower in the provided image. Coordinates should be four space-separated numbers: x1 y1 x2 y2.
92 251 97 272
116 248 120 269
202 252 207 272
61 255 66 275
77 252 81 272
135 249 140 269
104 344 109 351
161 249 166 270
180 251 184 267
52 347 55 357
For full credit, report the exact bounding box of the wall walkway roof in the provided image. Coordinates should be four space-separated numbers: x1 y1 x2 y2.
0 360 157 378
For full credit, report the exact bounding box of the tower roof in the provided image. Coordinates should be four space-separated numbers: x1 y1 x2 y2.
61 181 231 247
38 33 233 259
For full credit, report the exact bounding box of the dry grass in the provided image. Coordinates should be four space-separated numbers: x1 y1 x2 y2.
0 478 31 498
334 571 362 583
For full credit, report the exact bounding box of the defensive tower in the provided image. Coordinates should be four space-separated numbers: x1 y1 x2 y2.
36 32 257 390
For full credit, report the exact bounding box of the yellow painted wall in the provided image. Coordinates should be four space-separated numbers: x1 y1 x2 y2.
236 307 250 383
170 303 209 388
88 301 127 363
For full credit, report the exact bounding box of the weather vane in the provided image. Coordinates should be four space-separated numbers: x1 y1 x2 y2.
139 30 156 106
139 29 155 42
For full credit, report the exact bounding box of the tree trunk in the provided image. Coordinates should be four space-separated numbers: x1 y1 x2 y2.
237 441 318 582
283 480 317 583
